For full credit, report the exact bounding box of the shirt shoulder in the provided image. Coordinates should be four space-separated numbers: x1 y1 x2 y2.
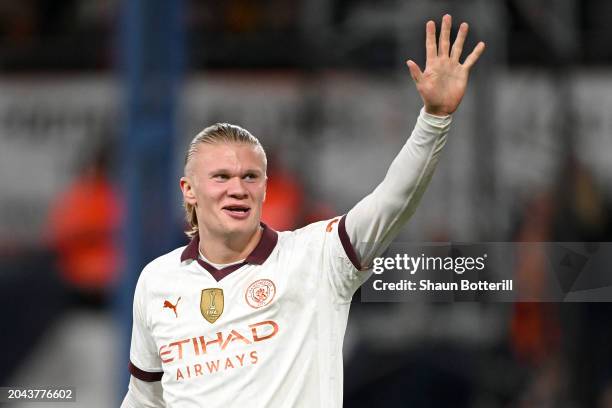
138 245 187 282
275 216 348 263
280 217 342 240
132 245 188 318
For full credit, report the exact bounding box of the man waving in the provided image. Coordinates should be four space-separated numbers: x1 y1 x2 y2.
122 14 484 408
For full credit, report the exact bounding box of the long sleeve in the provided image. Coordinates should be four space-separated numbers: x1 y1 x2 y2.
345 107 451 269
121 376 165 408
123 270 165 406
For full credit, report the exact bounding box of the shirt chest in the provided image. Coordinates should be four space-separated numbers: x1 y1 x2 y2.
147 258 320 344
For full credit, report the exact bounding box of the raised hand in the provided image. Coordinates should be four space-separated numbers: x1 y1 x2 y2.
406 14 485 116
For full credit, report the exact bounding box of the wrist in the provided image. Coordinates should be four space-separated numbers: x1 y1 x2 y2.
423 105 451 117
420 107 452 128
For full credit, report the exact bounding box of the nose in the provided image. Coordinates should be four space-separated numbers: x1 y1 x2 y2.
227 176 248 198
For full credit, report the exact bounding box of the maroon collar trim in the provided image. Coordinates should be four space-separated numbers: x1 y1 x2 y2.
180 223 278 281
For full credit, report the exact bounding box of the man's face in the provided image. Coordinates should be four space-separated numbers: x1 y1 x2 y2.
181 142 267 240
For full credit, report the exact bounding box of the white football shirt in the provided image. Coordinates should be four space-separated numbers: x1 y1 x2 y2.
128 216 369 407
124 108 452 407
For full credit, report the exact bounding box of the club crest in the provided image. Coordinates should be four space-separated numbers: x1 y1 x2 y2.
200 288 224 323
245 279 276 309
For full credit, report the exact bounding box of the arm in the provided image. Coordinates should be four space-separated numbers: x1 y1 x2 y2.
345 14 485 268
121 272 166 407
121 376 165 408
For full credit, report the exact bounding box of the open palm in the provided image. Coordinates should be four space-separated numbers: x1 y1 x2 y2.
406 14 485 116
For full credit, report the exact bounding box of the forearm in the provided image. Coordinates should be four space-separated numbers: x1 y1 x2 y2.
345 107 451 268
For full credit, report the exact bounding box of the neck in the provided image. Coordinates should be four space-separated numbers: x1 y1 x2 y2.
198 226 262 264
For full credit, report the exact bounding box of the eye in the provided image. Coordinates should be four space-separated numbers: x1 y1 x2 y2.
213 173 229 181
243 173 259 181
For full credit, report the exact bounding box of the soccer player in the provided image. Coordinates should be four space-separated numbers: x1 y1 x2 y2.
121 15 485 407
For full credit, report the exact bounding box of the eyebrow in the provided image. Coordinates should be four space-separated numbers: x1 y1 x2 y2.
208 168 264 176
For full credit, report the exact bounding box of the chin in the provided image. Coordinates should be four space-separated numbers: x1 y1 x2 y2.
222 218 258 236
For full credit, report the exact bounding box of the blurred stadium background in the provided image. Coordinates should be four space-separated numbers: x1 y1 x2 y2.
1 0 612 407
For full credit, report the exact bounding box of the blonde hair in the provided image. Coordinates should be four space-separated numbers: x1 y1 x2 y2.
183 123 266 238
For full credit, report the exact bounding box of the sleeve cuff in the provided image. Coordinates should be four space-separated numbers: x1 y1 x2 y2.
420 107 452 128
128 361 163 382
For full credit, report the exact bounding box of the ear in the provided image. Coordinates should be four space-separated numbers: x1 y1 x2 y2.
262 176 267 203
180 176 197 205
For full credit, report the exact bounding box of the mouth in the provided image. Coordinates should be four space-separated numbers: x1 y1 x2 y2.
222 205 251 220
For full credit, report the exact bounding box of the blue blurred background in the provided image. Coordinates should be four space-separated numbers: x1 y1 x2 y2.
1 0 612 407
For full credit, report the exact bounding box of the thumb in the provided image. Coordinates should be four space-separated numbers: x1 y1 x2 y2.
406 60 423 83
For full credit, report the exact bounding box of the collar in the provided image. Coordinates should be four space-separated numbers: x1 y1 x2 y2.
180 223 278 281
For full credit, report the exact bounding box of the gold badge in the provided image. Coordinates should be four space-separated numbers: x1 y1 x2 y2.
200 288 224 323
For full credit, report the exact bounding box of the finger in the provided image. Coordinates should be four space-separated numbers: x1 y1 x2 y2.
463 41 486 70
439 14 452 57
450 22 468 61
406 60 423 83
425 20 437 61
